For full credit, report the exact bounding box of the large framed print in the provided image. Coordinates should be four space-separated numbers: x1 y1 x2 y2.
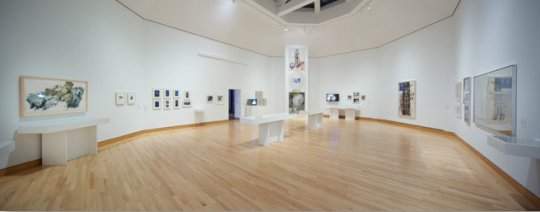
398 80 416 119
20 76 88 117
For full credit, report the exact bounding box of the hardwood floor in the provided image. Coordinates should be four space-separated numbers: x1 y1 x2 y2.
0 118 535 210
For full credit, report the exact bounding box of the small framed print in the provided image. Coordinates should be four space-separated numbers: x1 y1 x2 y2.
184 91 190 99
183 99 192 108
207 95 214 104
164 99 171 110
152 99 161 110
115 92 126 106
216 95 224 105
173 98 181 109
127 92 136 105
174 89 180 98
164 89 171 98
153 89 161 98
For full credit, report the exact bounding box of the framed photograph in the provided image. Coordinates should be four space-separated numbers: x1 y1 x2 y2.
164 99 171 110
152 89 161 98
152 99 161 110
127 92 136 105
207 95 214 104
164 89 171 98
247 99 257 106
174 89 180 98
399 80 416 119
115 92 126 106
289 92 305 114
182 99 192 108
20 76 88 117
216 95 224 105
173 98 181 109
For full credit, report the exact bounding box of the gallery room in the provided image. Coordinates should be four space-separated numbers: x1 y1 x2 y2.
0 0 539 210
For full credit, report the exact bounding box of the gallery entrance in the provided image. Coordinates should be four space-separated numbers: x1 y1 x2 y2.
228 89 241 120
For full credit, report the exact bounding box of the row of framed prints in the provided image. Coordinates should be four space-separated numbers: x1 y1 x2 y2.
153 98 191 110
153 88 191 110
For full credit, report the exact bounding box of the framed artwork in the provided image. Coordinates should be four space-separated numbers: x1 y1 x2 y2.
127 92 136 105
326 93 339 103
164 99 171 110
173 98 181 109
20 76 88 117
183 91 191 108
289 92 305 114
398 80 416 119
174 89 180 98
207 95 214 104
353 92 361 104
115 92 126 106
216 95 224 105
152 99 161 110
456 82 462 119
152 89 161 98
247 99 258 106
473 65 516 136
164 89 171 98
361 95 366 101
287 48 306 72
463 77 472 125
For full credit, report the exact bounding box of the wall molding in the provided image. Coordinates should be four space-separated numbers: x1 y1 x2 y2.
114 0 462 59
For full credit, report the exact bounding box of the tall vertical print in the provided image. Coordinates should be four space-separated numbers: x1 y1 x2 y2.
285 46 308 114
398 80 416 119
463 77 472 125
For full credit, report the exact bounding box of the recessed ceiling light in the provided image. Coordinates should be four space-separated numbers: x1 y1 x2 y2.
283 27 289 32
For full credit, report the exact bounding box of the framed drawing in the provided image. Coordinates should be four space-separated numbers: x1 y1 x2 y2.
183 91 191 108
127 92 136 105
289 92 305 114
164 99 171 110
174 89 180 98
398 80 416 119
216 95 224 105
456 82 462 119
20 76 88 117
152 99 161 110
152 89 161 98
463 77 472 125
115 92 126 106
173 98 181 109
164 89 171 98
207 95 214 104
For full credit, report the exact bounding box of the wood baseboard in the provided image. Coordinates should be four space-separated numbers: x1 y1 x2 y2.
98 119 230 150
451 133 540 210
0 159 42 177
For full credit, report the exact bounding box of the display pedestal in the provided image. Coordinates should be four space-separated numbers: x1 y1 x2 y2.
344 108 356 121
308 112 323 129
328 108 340 120
241 113 289 146
18 117 109 166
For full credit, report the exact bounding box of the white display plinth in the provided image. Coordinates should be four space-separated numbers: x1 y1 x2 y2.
328 107 358 121
328 108 340 120
241 113 289 146
308 112 323 129
488 136 540 159
18 117 109 166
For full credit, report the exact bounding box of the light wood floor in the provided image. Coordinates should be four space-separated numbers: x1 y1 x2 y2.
0 118 534 210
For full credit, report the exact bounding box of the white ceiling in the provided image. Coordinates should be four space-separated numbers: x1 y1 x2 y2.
118 0 459 57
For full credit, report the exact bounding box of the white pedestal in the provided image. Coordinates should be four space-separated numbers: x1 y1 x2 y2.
18 117 108 166
308 112 323 129
241 113 289 146
329 108 340 120
344 108 356 121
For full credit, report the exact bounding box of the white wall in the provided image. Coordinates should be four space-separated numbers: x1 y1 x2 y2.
311 0 540 196
0 0 146 166
0 0 282 168
453 0 540 197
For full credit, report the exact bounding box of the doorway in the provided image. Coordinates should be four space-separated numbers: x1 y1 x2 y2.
228 89 241 120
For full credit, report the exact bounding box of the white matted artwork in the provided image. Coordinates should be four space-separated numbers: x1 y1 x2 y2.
115 92 126 106
173 98 181 109
207 95 214 104
152 99 161 110
353 92 361 104
398 80 416 119
183 91 192 108
164 89 171 98
174 89 180 98
20 76 88 117
127 92 136 105
216 95 224 105
164 99 172 110
463 77 472 125
289 92 305 114
152 89 161 99
455 82 462 119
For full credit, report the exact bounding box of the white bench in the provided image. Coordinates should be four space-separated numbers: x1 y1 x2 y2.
241 113 289 146
308 112 323 129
